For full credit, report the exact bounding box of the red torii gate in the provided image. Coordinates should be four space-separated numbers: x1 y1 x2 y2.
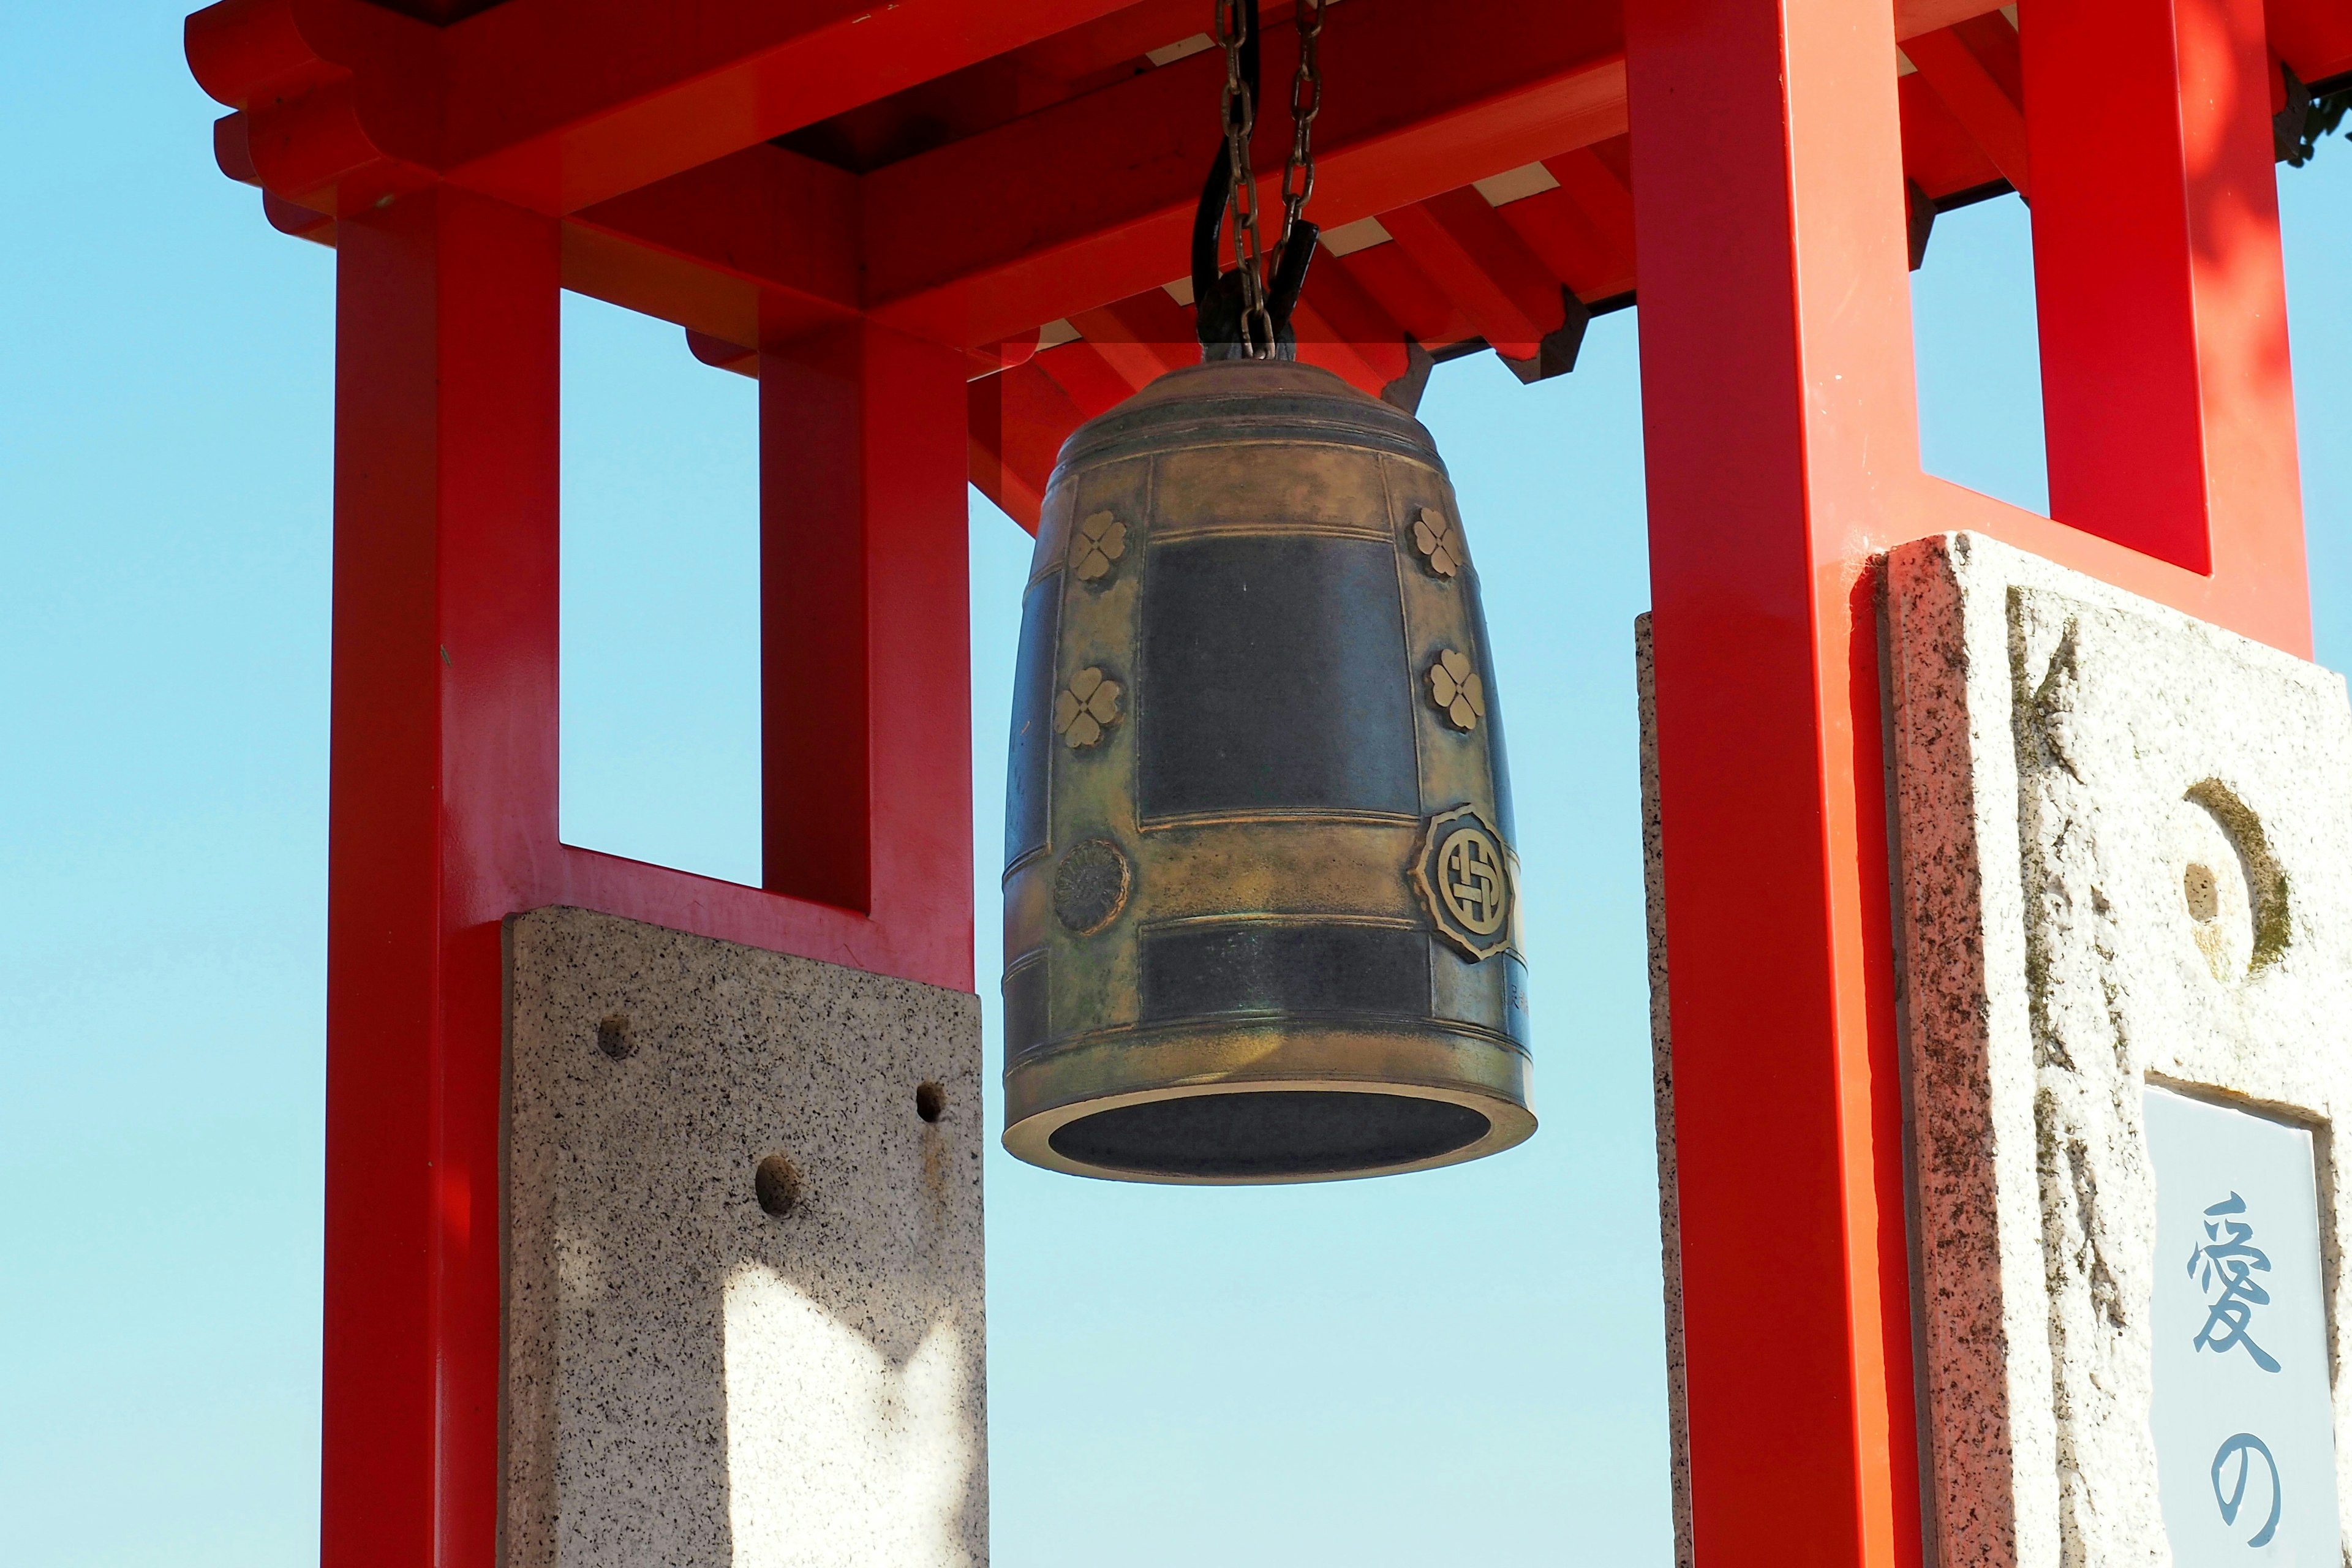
185 0 2351 1562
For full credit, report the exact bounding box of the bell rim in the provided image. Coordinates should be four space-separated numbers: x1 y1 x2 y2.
1003 1079 1537 1186
1001 1020 1534 1185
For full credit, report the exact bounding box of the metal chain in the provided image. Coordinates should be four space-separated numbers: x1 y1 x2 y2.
1213 0 1272 356
1280 0 1324 255
1212 0 1323 358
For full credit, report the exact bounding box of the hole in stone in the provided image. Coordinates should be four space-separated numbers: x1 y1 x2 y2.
754 1154 801 1218
596 1013 634 1060
916 1082 947 1123
2184 864 2220 923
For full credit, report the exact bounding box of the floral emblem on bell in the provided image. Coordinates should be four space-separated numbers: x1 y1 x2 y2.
1411 507 1464 578
1054 666 1123 748
1072 510 1128 582
1428 649 1485 731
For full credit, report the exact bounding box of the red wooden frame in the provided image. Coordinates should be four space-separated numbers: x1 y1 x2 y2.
188 0 2339 1562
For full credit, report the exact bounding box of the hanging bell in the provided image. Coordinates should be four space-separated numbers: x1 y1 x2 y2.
998 356 1534 1182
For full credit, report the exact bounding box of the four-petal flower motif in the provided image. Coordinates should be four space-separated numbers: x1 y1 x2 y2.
1054 666 1123 748
1428 649 1486 731
1072 510 1128 582
1410 507 1464 578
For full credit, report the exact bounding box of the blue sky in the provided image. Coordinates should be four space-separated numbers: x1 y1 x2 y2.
3 8 2347 1565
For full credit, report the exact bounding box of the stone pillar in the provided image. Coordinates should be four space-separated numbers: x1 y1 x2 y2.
1644 533 2352 1567
502 908 987 1567
1880 533 2352 1567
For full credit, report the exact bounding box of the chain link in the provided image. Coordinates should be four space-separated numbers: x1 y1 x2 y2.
1213 0 1323 359
1213 0 1270 355
1280 0 1324 254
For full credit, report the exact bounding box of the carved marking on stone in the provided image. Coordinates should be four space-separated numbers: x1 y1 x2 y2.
1885 535 2352 1568
2180 779 2291 983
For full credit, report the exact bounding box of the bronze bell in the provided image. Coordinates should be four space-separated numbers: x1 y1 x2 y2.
999 356 1534 1183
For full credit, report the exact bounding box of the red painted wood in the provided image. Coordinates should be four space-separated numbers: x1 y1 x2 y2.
1293 248 1414 388
1494 187 1630 306
1337 242 1477 354
210 5 2328 1566
1895 72 2006 199
1905 26 2030 196
760 318 976 932
2024 0 2305 593
1384 190 1566 361
858 0 1627 347
1626 0 1926 1557
2267 0 2352 82
323 184 561 1568
1071 295 1191 393
317 184 975 1568
1627 0 2310 1556
1031 339 1136 420
1540 147 1635 273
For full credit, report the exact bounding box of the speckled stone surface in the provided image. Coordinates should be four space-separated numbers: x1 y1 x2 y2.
504 907 986 1568
1635 613 1695 1568
1884 533 2352 1568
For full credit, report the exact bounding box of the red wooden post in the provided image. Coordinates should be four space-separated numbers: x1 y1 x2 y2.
1626 0 1927 1559
2024 0 2307 589
1627 0 2313 1554
759 320 975 933
320 200 974 1568
323 185 561 1568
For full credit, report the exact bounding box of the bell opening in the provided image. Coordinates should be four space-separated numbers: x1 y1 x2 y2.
1046 1090 1491 1180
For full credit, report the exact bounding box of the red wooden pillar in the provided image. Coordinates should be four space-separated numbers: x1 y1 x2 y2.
1626 0 1926 1560
760 320 975 931
1628 0 2312 1555
323 186 561 1568
318 202 974 1565
2024 0 2306 589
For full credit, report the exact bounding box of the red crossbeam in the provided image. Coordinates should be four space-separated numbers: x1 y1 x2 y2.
188 0 1150 214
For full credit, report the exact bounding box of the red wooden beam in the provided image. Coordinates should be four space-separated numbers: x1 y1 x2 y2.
1904 25 2030 196
859 0 1628 347
187 0 1153 215
1494 186 1631 304
1542 145 1635 273
1382 189 1567 363
1894 71 2005 200
1340 239 1478 350
970 360 1085 530
1031 338 1137 419
507 0 1622 355
2267 0 2352 82
1292 247 1415 393
1069 292 1193 392
571 145 861 318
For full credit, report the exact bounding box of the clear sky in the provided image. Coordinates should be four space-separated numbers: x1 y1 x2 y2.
4 8 2348 1566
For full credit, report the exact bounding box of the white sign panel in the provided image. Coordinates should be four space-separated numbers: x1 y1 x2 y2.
2146 1085 2341 1564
